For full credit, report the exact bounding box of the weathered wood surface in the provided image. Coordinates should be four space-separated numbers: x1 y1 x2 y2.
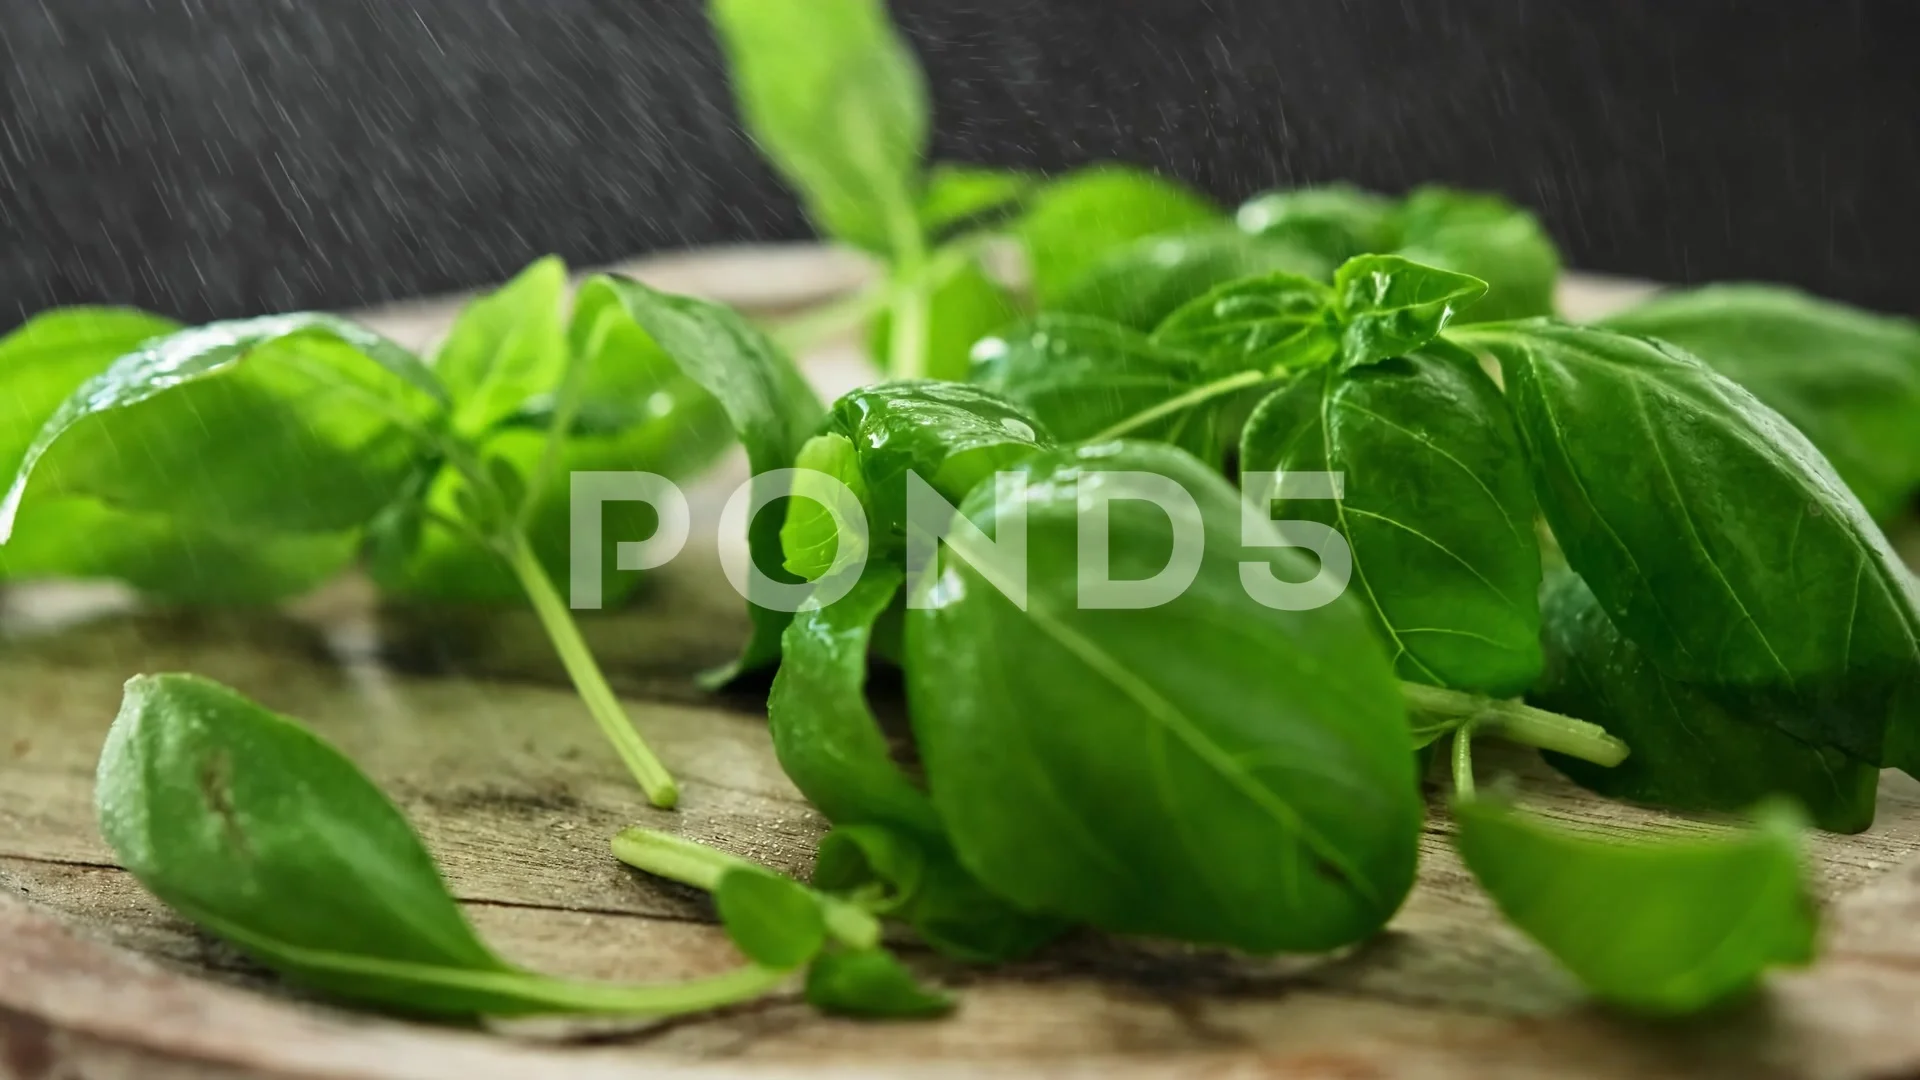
4 250 1920 1080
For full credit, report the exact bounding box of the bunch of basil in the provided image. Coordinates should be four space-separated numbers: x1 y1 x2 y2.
5 0 1918 1029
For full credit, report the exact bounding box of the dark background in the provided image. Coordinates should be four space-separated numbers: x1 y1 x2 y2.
2 0 1915 328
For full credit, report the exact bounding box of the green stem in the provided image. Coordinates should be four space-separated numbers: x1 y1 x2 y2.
1452 724 1477 799
884 197 932 379
516 963 793 1015
508 537 679 808
1089 368 1273 443
1401 682 1629 767
612 826 881 949
515 316 606 532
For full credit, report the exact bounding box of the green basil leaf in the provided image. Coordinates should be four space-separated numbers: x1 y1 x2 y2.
1331 254 1488 369
715 866 829 970
769 567 943 836
572 274 823 685
814 824 928 910
1600 284 1920 522
1453 797 1817 1014
918 164 1035 236
432 256 568 436
1150 270 1338 373
1532 569 1878 834
805 948 952 1018
1049 227 1332 331
1 313 445 539
1393 187 1559 321
1477 322 1920 771
1239 342 1542 694
780 433 873 581
822 381 1050 566
1235 183 1400 263
906 440 1421 952
1016 165 1220 306
971 314 1242 465
710 0 927 252
868 257 1022 381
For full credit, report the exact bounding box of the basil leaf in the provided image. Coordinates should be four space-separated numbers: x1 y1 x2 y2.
814 824 928 910
1016 165 1220 306
780 433 873 581
1533 569 1878 834
918 164 1034 236
433 256 568 436
769 567 944 836
1235 183 1399 263
1150 270 1338 374
1477 322 1920 771
1330 254 1488 369
573 274 823 685
716 866 829 970
1454 797 1817 1014
1393 187 1559 321
806 948 952 1018
1240 342 1543 694
1600 284 1920 522
1 313 445 539
710 0 927 252
1050 227 1332 331
868 257 1021 381
971 314 1240 464
822 381 1050 565
907 441 1422 952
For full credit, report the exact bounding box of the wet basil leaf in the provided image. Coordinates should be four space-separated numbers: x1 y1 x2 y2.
918 164 1034 236
907 440 1421 952
1477 322 1920 771
1533 569 1878 834
573 274 823 685
710 0 926 252
716 866 829 970
1600 284 1920 522
1016 166 1220 307
1454 797 1817 1014
433 256 569 436
806 948 953 1018
1393 187 1558 321
0 313 446 540
1235 183 1399 264
1240 342 1542 694
1050 227 1332 331
780 433 873 582
1330 254 1488 370
869 257 1022 381
1150 270 1338 374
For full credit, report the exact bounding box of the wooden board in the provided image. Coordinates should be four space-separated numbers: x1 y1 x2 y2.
4 250 1920 1080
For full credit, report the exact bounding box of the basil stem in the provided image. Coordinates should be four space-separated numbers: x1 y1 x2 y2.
1403 682 1629 767
1090 367 1273 442
612 826 882 949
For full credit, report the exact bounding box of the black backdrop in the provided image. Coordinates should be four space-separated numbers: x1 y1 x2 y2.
2 0 1915 328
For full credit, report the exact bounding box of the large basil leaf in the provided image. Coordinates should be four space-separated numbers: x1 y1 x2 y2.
1240 342 1542 694
1330 254 1487 370
574 274 823 684
970 315 1239 464
1150 271 1338 374
432 256 568 436
1600 284 1920 522
1532 569 1878 834
1476 322 1920 771
1393 187 1558 321
1 313 445 539
1454 797 1816 1014
710 0 926 252
906 440 1421 952
1235 183 1399 264
1049 227 1331 331
1016 166 1220 306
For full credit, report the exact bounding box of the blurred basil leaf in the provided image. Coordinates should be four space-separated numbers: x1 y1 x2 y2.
433 256 568 437
1016 165 1219 306
1235 183 1399 263
1050 227 1331 331
1393 187 1559 321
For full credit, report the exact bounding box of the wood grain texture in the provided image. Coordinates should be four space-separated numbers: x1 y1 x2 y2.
1 250 1916 1079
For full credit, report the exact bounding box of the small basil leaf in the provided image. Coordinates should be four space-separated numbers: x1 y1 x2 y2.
1241 342 1542 693
1049 227 1332 331
814 824 928 910
1392 187 1559 321
918 164 1035 236
1016 165 1220 307
1150 270 1338 373
1453 797 1817 1014
907 441 1421 952
433 256 569 437
781 433 873 581
1533 569 1878 834
1479 322 1920 771
710 0 926 253
1599 284 1920 522
1235 183 1400 263
715 867 829 971
970 314 1240 465
1331 254 1488 369
805 948 953 1018
868 257 1022 381
769 567 944 837
1 314 445 539
572 275 823 685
